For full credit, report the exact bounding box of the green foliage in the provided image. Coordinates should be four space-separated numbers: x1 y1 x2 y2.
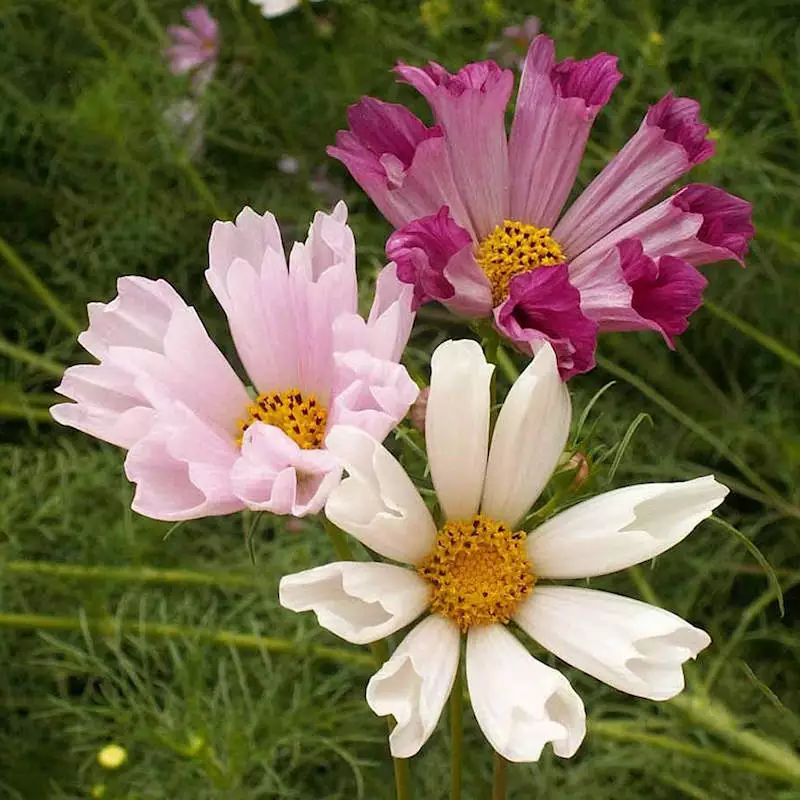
1 0 799 797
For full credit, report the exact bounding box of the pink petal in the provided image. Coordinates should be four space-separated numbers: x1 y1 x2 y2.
509 36 622 229
554 92 715 256
125 404 243 522
494 264 598 380
330 351 420 442
386 207 473 308
231 423 342 516
183 4 219 43
329 99 470 231
569 184 754 282
51 363 155 449
395 59 514 238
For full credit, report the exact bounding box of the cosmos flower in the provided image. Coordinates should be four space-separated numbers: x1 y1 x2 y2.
280 339 727 760
329 36 754 378
51 204 418 521
251 0 322 19
487 16 541 68
165 4 219 91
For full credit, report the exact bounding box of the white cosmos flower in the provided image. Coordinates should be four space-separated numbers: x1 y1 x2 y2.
279 339 727 761
251 0 322 18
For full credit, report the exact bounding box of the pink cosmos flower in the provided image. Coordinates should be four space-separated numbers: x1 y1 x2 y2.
50 204 418 522
329 36 755 379
165 4 219 88
487 16 541 68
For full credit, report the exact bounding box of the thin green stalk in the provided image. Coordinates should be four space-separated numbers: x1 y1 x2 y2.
591 721 794 784
3 559 258 589
0 612 373 668
0 403 54 423
704 299 800 371
450 663 463 800
596 355 800 520
0 234 81 334
322 517 412 800
491 753 507 799
0 335 64 378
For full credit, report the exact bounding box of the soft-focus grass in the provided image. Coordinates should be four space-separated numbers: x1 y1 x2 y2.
2 0 800 797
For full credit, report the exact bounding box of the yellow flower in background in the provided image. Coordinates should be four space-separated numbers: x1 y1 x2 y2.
97 744 127 770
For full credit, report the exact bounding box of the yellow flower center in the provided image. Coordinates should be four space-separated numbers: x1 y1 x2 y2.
237 388 328 449
418 514 536 631
475 219 565 305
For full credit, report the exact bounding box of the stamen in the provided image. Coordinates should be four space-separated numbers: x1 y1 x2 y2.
418 514 535 631
476 219 565 305
237 388 328 450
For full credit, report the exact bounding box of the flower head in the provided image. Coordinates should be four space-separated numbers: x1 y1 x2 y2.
280 339 727 761
487 17 542 68
330 36 754 379
251 0 322 18
51 204 418 521
165 5 219 89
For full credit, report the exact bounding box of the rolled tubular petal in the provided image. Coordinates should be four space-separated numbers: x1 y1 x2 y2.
366 615 460 758
328 98 469 230
466 624 586 761
510 36 622 228
493 264 598 380
426 340 494 521
569 184 754 283
555 93 714 256
279 562 430 645
481 343 571 526
527 475 728 579
231 423 342 517
396 60 514 238
325 426 437 565
515 586 711 700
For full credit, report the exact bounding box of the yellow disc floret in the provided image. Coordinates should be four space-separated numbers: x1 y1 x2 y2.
418 514 535 631
237 388 328 449
476 219 565 305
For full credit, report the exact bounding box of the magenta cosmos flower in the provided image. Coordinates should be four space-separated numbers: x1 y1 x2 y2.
165 4 219 82
50 204 418 521
329 36 755 379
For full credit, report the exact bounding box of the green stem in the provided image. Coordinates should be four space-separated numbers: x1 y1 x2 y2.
3 559 258 588
0 336 64 378
0 234 81 334
704 299 800 371
0 403 54 423
450 662 463 800
491 753 507 799
0 612 373 668
321 516 412 800
591 721 795 784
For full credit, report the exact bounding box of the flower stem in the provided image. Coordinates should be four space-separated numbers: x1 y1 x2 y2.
450 662 463 800
321 516 413 799
491 753 507 799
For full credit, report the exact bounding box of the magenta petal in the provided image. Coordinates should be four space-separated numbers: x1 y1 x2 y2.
555 92 715 256
509 36 622 229
386 207 473 308
620 239 707 345
396 59 514 238
329 100 468 230
494 264 598 380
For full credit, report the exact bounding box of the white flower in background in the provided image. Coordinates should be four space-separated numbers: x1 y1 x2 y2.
280 339 727 761
251 0 322 18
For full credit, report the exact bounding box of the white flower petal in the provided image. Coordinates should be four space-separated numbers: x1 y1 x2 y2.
279 562 429 645
366 615 460 758
466 625 585 761
325 426 437 565
528 475 728 579
515 587 711 701
481 343 570 526
426 340 494 521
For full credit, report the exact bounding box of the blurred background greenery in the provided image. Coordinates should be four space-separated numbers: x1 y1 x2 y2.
1 0 799 797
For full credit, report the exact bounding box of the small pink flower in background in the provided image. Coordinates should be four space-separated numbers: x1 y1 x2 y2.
51 204 418 522
165 4 219 89
487 16 541 68
329 36 755 379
